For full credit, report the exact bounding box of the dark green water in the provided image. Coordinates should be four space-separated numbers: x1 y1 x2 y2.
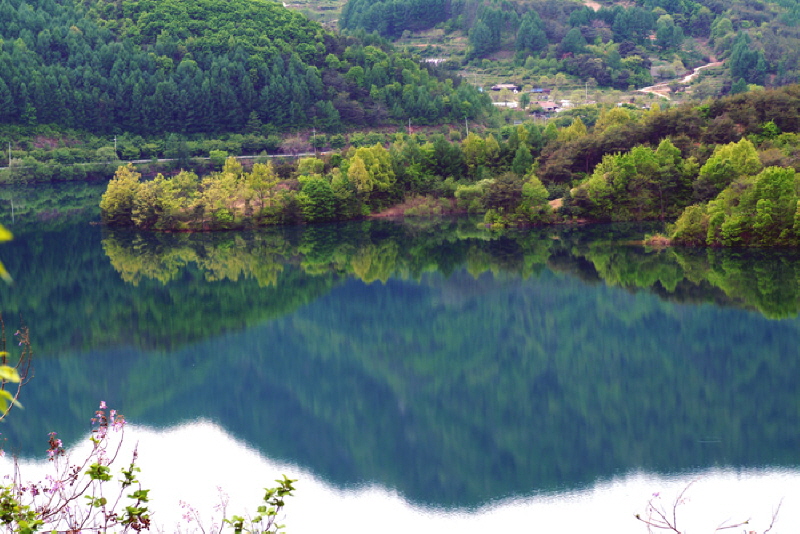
0 187 798 509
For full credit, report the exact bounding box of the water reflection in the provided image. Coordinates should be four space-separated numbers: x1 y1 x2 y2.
100 221 800 319
4 422 798 534
0 210 799 513
3 267 800 508
3 218 800 360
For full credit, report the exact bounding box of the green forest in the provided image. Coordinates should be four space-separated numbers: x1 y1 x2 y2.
94 83 800 248
341 0 800 92
0 0 491 136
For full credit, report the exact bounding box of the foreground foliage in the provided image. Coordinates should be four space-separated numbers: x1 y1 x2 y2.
0 316 30 421
0 401 296 533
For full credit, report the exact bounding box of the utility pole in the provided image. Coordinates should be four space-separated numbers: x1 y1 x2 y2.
312 127 317 156
408 118 411 135
8 142 11 166
465 116 469 136
114 136 117 157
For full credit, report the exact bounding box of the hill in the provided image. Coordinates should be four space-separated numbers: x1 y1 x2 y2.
0 0 492 135
338 0 800 99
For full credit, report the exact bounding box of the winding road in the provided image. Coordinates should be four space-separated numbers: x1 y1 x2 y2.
637 61 723 100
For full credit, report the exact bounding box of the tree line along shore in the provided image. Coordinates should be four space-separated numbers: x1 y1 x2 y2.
98 83 800 247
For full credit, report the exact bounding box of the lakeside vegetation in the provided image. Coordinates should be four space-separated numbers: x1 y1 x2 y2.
93 83 800 248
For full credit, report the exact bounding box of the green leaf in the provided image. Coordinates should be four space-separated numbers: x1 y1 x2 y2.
0 366 20 383
129 489 150 502
0 389 22 411
0 261 11 284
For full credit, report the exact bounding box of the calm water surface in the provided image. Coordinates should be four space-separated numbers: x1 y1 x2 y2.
0 185 798 532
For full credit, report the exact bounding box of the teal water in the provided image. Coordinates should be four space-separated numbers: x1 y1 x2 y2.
0 187 798 521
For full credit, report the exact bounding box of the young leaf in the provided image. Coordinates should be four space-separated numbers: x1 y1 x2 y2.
0 365 21 382
0 261 11 284
0 389 22 411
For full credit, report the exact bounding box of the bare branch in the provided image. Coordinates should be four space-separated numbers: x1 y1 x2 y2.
762 498 783 534
637 480 781 534
715 518 750 531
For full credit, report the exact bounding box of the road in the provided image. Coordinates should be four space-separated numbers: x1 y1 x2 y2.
637 60 722 100
0 152 324 171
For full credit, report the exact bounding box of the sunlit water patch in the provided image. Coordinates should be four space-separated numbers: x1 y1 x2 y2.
3 423 797 534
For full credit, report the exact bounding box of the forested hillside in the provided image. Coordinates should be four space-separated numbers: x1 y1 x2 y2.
0 0 492 134
341 0 800 93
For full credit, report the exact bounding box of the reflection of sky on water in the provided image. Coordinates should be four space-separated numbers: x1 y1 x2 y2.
3 422 797 534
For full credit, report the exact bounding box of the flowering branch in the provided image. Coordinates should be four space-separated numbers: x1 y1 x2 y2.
1 402 151 533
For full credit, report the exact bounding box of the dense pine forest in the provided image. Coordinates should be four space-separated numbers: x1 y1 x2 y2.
0 0 491 135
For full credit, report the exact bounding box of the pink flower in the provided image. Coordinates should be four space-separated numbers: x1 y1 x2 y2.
99 401 107 410
47 432 65 460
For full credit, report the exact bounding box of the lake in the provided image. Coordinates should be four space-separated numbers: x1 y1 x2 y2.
0 184 798 533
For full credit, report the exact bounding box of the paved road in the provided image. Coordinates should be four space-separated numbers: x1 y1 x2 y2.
0 152 326 171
